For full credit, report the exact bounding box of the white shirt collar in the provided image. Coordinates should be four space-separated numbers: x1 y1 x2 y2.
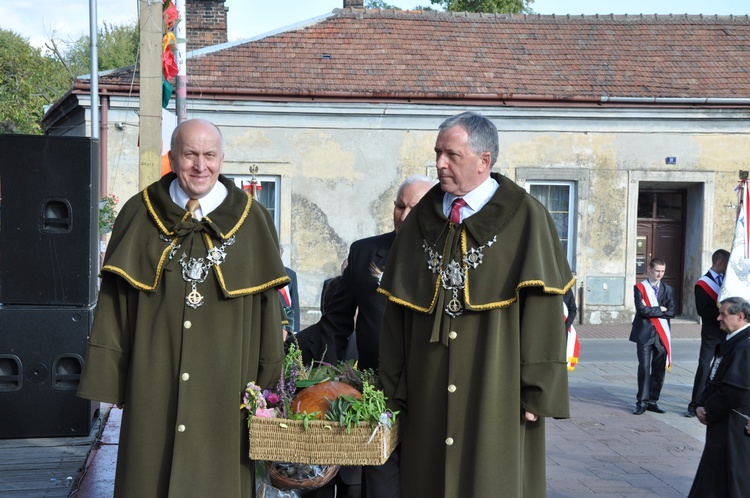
442 176 500 222
169 179 228 221
726 322 750 341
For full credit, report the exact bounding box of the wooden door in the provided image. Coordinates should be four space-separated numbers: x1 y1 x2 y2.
636 191 685 313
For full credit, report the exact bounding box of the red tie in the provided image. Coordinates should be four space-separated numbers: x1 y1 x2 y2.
450 198 466 224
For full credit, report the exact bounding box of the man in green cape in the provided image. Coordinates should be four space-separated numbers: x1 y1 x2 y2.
78 119 288 497
379 112 574 497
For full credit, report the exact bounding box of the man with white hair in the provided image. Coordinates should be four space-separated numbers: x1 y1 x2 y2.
689 296 750 497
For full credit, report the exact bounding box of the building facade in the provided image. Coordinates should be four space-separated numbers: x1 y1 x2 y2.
43 5 750 324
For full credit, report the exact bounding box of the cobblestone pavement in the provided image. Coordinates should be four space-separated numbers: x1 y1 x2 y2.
547 320 704 497
1 321 708 497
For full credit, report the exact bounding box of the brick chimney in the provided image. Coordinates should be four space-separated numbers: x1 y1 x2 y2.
343 0 364 7
185 0 228 51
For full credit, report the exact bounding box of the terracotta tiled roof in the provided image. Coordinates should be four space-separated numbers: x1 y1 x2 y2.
97 9 750 104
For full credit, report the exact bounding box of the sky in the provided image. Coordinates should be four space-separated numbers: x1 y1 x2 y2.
1 0 747 49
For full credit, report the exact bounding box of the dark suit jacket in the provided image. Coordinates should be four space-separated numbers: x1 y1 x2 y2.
564 288 577 330
281 267 300 333
629 280 676 344
297 231 395 370
691 327 750 497
695 271 722 338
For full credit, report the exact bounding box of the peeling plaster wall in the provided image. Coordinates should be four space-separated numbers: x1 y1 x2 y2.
218 124 439 310
90 99 750 324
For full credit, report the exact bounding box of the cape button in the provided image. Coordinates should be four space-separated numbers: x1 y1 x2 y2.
445 437 454 446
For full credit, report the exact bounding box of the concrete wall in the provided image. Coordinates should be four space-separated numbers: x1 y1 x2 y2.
80 98 750 324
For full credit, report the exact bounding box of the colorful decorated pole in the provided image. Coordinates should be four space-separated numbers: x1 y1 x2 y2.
719 170 750 301
174 0 187 123
161 0 180 108
138 0 163 190
159 0 181 175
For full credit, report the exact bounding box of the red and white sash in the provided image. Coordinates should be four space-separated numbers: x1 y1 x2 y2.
564 301 580 372
279 286 291 307
696 275 720 304
637 280 672 370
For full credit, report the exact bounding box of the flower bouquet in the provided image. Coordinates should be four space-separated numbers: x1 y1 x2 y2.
244 344 399 490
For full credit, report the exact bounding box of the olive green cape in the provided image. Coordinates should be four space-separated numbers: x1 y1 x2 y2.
379 174 574 497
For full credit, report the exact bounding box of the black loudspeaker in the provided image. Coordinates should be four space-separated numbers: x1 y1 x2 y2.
0 305 98 438
0 135 100 306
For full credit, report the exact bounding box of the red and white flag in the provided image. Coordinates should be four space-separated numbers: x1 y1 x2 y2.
720 179 750 302
564 301 580 372
279 286 291 307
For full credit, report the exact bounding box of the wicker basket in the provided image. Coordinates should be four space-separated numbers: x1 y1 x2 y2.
249 416 399 466
265 461 339 491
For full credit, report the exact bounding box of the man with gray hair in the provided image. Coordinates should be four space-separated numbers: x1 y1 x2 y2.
297 174 435 498
379 112 574 497
689 296 750 497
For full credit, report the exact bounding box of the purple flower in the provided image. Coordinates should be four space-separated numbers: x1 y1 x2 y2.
266 393 280 405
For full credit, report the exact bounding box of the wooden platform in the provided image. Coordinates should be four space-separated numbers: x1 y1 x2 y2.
0 407 104 497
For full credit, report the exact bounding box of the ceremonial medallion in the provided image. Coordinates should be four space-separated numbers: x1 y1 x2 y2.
187 289 204 308
423 235 496 317
179 235 236 309
160 233 182 260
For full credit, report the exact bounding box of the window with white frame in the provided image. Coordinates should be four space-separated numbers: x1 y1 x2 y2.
228 175 280 234
526 181 576 271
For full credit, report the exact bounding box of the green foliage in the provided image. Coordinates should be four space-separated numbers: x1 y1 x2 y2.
365 0 533 13
0 21 138 135
429 0 533 13
0 29 69 134
324 381 396 433
61 21 139 78
365 0 401 8
288 411 322 430
99 194 120 235
284 342 308 380
325 396 352 424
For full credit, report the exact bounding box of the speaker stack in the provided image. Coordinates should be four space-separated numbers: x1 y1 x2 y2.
0 135 100 438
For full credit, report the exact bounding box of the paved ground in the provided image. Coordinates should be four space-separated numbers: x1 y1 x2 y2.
547 357 703 496
1 320 709 497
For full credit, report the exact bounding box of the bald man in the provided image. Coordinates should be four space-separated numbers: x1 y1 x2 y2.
78 119 288 497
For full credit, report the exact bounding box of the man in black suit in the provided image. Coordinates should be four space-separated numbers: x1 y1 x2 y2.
298 175 434 370
279 247 300 335
629 257 676 415
564 288 577 331
281 266 300 333
297 174 434 498
687 248 729 417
